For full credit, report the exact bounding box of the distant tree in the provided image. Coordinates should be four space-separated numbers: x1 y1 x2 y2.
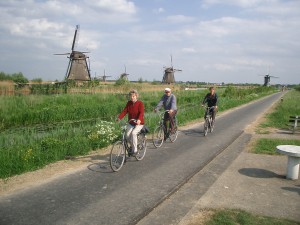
11 72 28 84
0 72 12 81
138 77 143 83
115 77 129 86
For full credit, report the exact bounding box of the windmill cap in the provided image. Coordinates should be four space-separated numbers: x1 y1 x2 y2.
165 88 171 92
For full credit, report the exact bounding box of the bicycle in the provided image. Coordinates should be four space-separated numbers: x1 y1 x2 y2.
110 119 148 172
152 110 179 148
203 106 215 136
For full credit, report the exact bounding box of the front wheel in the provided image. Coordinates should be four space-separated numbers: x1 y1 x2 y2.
135 134 147 161
209 118 214 133
110 141 125 172
203 117 209 136
153 126 164 148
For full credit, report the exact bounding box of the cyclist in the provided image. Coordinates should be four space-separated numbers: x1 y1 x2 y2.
154 87 177 139
201 86 218 123
117 89 144 156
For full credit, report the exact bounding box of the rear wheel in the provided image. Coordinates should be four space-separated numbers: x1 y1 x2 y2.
169 118 179 143
135 134 147 161
153 126 164 148
110 141 125 172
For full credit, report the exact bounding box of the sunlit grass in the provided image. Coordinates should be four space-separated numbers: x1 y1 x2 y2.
253 138 300 155
206 209 299 225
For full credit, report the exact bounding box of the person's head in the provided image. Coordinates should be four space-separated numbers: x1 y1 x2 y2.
164 88 171 96
129 89 138 102
209 87 215 95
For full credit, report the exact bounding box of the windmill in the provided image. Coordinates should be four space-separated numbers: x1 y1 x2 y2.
119 65 129 80
98 69 111 82
55 25 91 81
259 67 279 86
162 55 182 84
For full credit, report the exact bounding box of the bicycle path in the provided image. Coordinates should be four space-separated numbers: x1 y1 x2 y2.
0 92 290 225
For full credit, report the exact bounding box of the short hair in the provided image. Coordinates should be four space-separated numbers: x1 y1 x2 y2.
129 89 138 97
209 86 215 91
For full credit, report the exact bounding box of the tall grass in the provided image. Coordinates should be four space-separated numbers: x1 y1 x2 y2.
0 86 278 178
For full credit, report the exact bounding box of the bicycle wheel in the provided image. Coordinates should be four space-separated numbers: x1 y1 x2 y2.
203 117 209 136
153 126 164 148
209 118 214 133
135 134 147 161
110 141 125 172
169 118 179 143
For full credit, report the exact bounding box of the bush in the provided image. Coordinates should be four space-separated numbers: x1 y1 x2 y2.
86 120 120 149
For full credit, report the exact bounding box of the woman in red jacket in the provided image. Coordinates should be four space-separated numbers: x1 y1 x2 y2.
117 89 144 156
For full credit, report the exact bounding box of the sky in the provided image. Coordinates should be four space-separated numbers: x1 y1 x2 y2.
0 0 299 85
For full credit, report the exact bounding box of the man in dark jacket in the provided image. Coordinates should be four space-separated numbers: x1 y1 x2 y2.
202 87 218 122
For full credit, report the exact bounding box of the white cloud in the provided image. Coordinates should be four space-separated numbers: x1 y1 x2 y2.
165 15 195 23
202 0 273 8
181 48 197 53
153 7 165 14
0 0 299 84
86 0 136 14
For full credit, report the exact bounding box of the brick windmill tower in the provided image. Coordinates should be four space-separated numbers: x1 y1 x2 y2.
162 56 182 84
55 25 91 81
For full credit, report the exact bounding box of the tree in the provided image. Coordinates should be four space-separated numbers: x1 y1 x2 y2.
11 72 28 84
0 72 11 81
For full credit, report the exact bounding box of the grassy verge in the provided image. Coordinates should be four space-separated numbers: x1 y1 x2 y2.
250 89 300 155
258 90 300 130
254 138 300 154
205 209 300 225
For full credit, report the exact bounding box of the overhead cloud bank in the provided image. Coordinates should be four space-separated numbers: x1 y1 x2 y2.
0 0 299 84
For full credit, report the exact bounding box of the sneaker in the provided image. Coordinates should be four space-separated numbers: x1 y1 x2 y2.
131 151 138 157
128 147 133 156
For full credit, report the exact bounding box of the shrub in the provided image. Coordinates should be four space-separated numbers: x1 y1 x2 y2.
86 120 120 149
